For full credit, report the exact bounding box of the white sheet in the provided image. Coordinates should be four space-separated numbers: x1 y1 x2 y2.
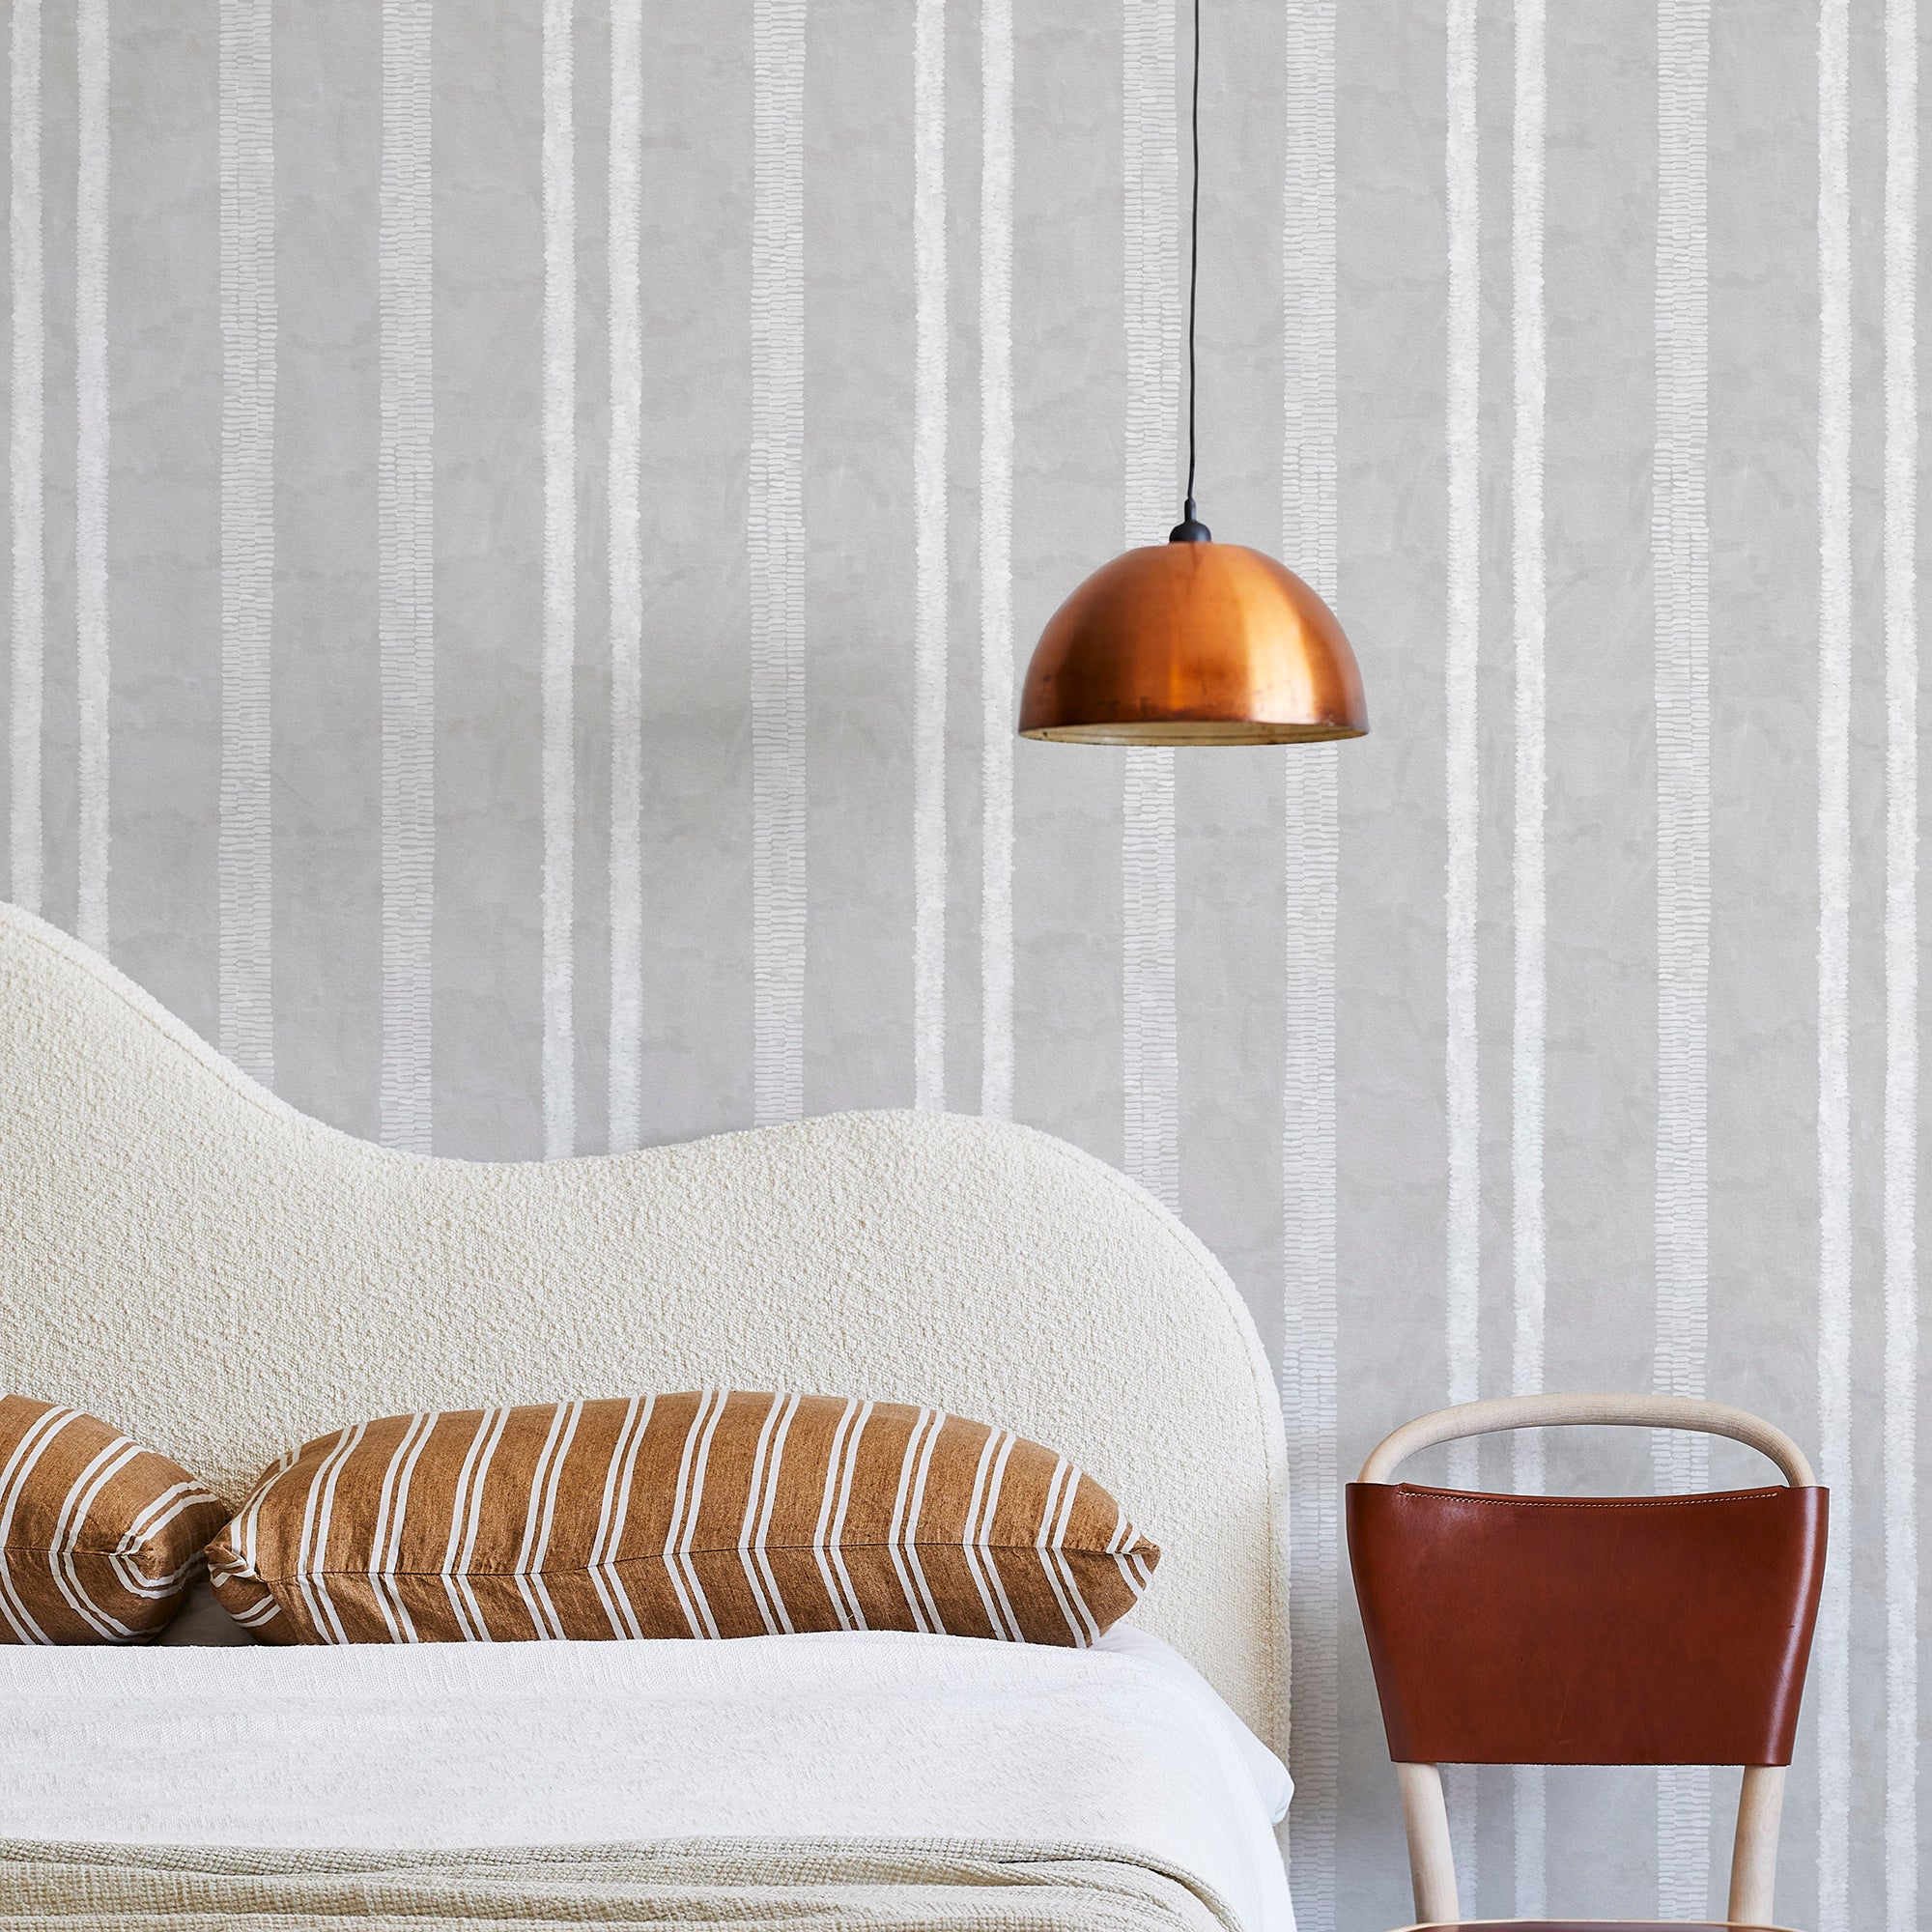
0 1629 1293 1932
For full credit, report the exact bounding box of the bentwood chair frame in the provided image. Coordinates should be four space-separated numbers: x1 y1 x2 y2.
1348 1394 1828 1932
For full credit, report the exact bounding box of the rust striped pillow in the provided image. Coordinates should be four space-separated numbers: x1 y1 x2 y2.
0 1396 228 1644
207 1391 1159 1646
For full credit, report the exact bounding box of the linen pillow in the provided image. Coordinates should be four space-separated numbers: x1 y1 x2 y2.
207 1390 1159 1646
0 1395 228 1643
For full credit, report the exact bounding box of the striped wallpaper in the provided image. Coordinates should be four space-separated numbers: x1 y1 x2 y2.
0 3 1923 1925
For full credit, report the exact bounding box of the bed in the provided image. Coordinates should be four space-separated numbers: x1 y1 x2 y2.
0 901 1293 1932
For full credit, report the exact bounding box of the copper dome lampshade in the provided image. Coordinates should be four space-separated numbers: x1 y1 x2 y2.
1018 537 1366 745
1018 0 1367 749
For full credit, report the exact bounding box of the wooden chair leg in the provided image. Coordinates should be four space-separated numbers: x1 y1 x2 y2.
1726 1765 1785 1928
1396 1762 1459 1925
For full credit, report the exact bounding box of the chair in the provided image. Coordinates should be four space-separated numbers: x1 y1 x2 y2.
1347 1393 1828 1932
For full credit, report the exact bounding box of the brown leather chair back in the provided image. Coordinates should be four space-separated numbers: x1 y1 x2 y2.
1350 1396 1826 1928
1347 1479 1827 1765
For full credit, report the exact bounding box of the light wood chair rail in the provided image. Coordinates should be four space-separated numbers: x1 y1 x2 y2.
1359 1393 1818 1929
1357 1391 1815 1490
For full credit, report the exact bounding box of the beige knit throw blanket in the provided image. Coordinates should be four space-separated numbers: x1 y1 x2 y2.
0 1837 1237 1932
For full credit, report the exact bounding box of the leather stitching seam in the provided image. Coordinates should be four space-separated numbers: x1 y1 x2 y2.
1388 1489 1803 1509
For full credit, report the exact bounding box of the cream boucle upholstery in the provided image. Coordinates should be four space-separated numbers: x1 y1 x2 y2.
0 902 1287 1747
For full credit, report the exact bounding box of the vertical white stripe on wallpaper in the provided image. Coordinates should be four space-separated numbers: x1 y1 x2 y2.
912 0 948 1112
978 0 1014 1122
217 0 276 1085
541 0 576 1158
1509 0 1547 1908
751 0 808 1127
1443 0 1482 1908
1282 3 1339 1926
1815 1 1853 1926
1655 0 1712 1911
1122 0 1179 1213
1509 0 1547 1487
1443 0 1481 1436
379 0 435 1154
75 0 109 953
1122 752 1178 1207
609 0 643 1152
1883 8 1919 1927
9 0 43 916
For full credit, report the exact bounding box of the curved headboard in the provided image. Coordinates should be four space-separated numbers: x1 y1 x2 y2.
0 903 1287 1747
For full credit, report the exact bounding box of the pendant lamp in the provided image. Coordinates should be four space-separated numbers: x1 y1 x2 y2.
1017 0 1368 746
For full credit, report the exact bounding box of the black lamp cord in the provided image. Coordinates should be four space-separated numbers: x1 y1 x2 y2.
1171 0 1210 544
1185 0 1200 511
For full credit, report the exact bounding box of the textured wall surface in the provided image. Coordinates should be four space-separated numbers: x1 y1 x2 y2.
1 2 1924 1928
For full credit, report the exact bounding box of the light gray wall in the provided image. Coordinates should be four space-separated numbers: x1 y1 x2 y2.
2 2 1922 1928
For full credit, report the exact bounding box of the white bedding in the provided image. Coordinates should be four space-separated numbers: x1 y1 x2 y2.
0 1628 1293 1932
